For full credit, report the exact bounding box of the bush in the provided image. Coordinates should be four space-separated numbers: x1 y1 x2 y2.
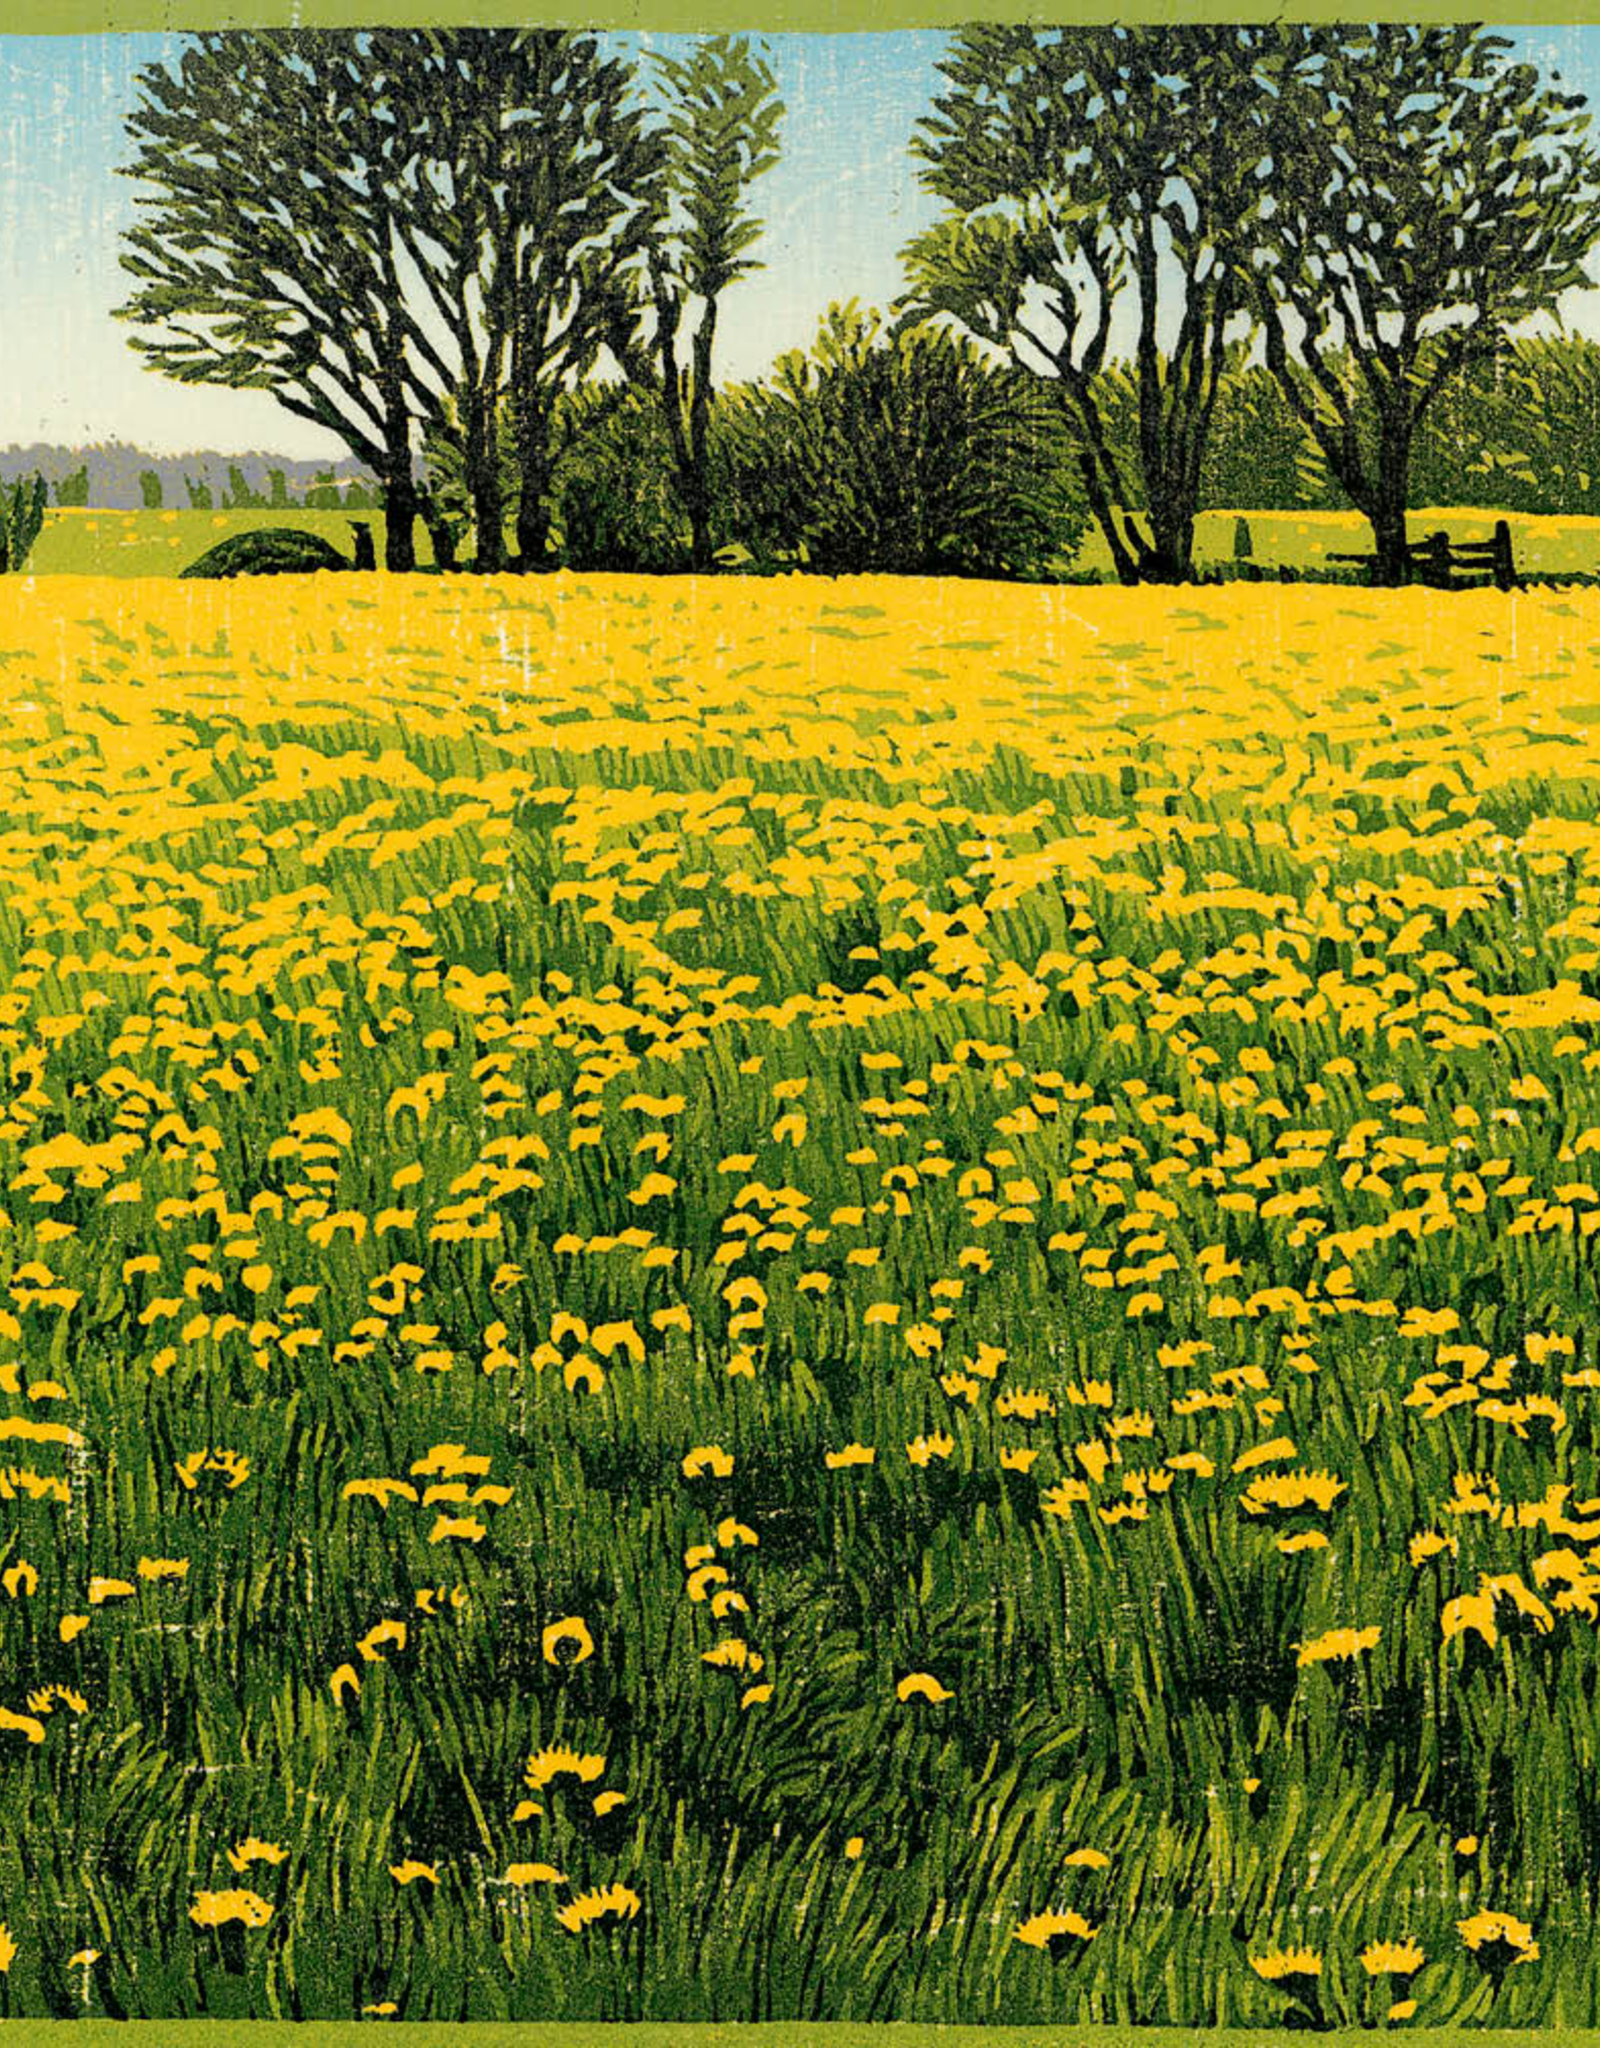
550 392 693 573
0 474 46 574
178 528 350 579
719 304 1088 579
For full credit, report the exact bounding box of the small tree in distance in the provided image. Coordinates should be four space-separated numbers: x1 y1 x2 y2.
1256 25 1600 584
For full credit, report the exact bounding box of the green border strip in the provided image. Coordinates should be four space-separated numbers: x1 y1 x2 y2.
6 2032 1600 2047
6 0 1600 29
1 0 1597 2041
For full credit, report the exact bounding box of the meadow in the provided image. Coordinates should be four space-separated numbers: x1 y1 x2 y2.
0 567 1596 2025
24 504 1600 583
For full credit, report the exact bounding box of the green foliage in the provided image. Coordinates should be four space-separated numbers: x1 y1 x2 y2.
903 27 1280 585
423 314 1091 580
53 464 89 508
377 29 659 572
177 526 351 578
1412 337 1600 518
720 304 1086 579
268 468 291 510
617 35 785 572
551 391 690 574
650 35 783 304
1258 25 1600 578
184 475 214 511
138 469 164 510
224 464 266 511
0 473 46 574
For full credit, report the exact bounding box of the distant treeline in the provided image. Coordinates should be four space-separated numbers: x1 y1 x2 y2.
1201 336 1600 519
0 445 379 515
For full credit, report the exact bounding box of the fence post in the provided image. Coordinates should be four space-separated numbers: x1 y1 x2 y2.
1492 518 1515 592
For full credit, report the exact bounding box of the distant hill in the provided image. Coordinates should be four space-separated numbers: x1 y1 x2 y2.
0 442 377 511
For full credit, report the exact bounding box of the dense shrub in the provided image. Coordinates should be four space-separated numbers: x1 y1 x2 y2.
550 392 697 574
719 305 1087 579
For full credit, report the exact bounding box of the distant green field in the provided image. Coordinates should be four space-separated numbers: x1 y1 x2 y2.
25 507 413 578
21 503 1600 580
1069 507 1600 581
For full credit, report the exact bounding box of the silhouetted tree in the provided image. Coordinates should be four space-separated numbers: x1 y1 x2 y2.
903 26 1280 583
1256 25 1600 583
119 33 447 569
611 36 783 572
379 29 659 572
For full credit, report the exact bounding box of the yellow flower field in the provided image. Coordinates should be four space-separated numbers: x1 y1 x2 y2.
0 569 1595 2024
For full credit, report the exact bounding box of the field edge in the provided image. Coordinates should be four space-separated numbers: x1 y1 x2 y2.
2 2028 1598 2046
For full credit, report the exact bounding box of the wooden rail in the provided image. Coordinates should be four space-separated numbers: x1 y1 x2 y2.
1328 518 1518 590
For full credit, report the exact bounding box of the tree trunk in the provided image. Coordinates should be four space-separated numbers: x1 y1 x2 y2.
419 499 460 574
379 369 417 574
464 385 505 575
686 303 718 574
1145 491 1197 584
512 381 553 572
1076 453 1141 587
1368 430 1413 586
382 462 418 574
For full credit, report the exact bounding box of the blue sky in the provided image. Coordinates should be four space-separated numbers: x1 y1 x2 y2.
0 27 1596 458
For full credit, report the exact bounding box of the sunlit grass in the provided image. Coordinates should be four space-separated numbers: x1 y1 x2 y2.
0 570 1593 2020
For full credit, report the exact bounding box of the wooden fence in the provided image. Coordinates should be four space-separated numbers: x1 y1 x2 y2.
1328 518 1518 591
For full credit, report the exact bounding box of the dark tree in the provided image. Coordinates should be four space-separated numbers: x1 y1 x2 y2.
902 26 1280 584
382 30 659 573
117 33 447 570
1256 25 1600 584
612 36 783 573
138 469 163 509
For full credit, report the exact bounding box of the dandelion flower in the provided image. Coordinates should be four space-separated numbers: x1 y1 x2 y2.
1458 1910 1538 1968
896 1672 952 1704
1250 1947 1322 1986
524 1747 606 1793
190 1890 273 1930
226 1838 287 1873
1360 1938 1425 1977
556 1883 641 1933
681 1445 733 1480
1296 1624 1380 1667
1014 1908 1097 1955
542 1616 594 1667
